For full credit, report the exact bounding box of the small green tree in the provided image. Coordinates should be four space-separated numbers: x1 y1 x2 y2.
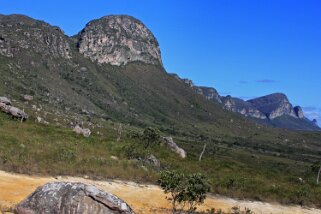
142 127 161 148
159 170 185 213
183 173 211 213
159 170 210 213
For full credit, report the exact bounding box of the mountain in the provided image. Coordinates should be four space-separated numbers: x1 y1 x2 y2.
0 14 254 140
0 13 319 135
77 15 162 66
2 14 321 208
175 77 319 131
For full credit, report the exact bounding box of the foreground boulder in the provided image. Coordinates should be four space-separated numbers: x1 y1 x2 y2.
162 137 186 158
14 182 134 214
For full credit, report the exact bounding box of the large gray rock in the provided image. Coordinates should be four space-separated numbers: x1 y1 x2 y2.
0 102 28 120
14 182 134 214
73 125 91 137
162 137 186 158
0 96 11 105
78 15 162 66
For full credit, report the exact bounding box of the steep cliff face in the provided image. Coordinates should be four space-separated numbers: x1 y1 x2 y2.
196 86 222 103
77 15 162 66
221 96 267 119
0 15 71 59
247 93 297 119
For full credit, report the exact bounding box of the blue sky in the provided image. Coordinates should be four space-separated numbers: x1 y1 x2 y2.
1 0 321 125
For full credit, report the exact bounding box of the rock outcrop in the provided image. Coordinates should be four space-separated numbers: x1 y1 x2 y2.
144 154 161 168
196 86 222 103
0 14 71 59
177 77 222 103
14 182 134 214
0 96 11 105
78 15 162 66
73 125 91 137
162 137 186 158
0 96 28 120
23 94 33 101
221 96 267 119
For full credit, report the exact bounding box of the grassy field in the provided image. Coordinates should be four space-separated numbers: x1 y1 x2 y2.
1 112 321 208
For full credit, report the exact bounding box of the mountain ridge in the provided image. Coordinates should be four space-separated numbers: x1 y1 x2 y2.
175 76 319 131
0 13 319 131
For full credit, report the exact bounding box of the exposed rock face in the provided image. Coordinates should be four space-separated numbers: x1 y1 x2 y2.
293 106 304 119
177 77 222 103
78 15 162 66
196 86 222 103
162 137 186 158
248 93 297 119
0 14 71 59
14 182 134 214
221 96 267 119
73 125 91 137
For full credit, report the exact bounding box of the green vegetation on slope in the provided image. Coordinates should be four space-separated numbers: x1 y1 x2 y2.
1 113 321 208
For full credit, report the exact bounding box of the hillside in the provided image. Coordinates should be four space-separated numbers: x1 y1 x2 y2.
1 14 321 208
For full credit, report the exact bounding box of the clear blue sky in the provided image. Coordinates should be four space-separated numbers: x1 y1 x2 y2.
1 0 321 124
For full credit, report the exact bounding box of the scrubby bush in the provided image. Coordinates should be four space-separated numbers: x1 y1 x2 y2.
142 127 161 148
159 170 210 213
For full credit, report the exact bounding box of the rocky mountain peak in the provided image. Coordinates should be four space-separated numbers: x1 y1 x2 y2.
247 93 297 119
0 14 71 59
77 15 162 66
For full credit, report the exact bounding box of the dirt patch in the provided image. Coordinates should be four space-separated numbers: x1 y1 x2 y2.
0 170 320 214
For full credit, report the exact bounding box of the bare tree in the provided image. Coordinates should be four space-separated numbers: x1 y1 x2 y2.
317 165 321 185
198 143 207 161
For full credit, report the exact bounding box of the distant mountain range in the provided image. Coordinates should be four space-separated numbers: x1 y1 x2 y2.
0 14 319 132
171 75 319 131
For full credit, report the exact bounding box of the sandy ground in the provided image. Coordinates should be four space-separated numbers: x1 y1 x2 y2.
0 170 321 214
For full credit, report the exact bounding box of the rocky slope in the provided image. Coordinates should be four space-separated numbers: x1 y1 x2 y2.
77 15 162 66
0 14 71 59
